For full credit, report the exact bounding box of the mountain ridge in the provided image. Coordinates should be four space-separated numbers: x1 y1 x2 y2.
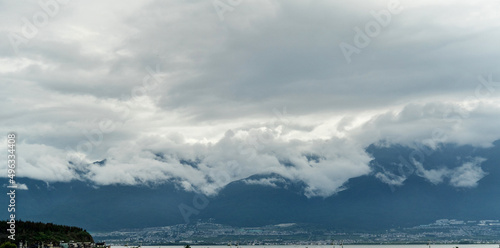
3 141 499 232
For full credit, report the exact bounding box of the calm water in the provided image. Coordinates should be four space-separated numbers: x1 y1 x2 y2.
111 245 500 248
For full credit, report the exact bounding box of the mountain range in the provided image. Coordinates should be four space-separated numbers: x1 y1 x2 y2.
4 141 500 232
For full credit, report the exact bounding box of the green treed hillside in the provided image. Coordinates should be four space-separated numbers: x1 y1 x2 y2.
1 220 94 244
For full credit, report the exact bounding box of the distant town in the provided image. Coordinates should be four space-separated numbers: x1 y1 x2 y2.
92 219 500 245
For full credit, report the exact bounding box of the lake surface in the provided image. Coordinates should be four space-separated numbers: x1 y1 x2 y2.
112 245 500 248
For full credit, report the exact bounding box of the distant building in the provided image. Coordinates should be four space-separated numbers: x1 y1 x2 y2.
95 242 110 248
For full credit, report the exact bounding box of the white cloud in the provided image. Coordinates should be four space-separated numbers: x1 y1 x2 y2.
410 159 449 185
243 177 287 188
376 157 487 188
72 126 372 197
449 158 487 188
3 183 28 190
375 172 406 186
13 143 80 183
16 183 29 190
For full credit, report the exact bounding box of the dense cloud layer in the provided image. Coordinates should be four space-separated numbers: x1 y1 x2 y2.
1 0 500 197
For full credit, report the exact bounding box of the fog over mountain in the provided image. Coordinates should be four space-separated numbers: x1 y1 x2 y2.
2 141 499 232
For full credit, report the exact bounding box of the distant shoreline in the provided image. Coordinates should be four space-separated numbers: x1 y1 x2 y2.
105 243 500 247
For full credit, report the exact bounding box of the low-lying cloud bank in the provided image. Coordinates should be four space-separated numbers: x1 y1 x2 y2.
2 101 498 197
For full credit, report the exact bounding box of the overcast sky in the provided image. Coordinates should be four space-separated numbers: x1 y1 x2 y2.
1 0 500 197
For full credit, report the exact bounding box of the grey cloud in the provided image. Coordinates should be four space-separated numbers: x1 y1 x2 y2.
352 102 500 148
